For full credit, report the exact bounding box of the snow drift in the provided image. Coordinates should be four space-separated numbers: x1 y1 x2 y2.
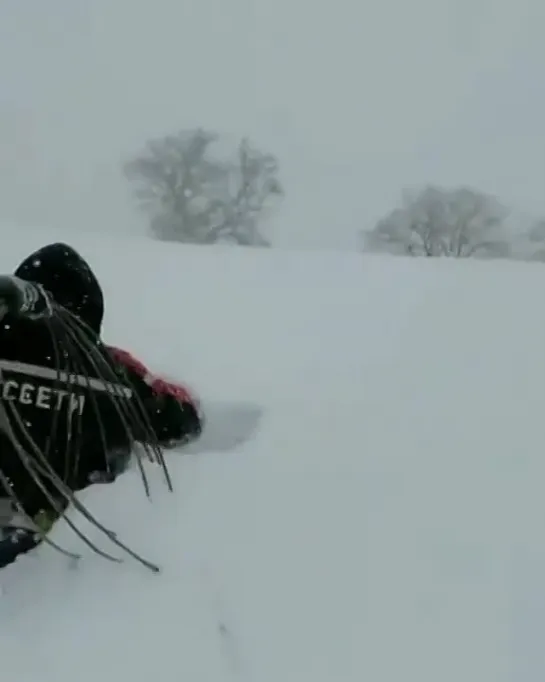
0 227 543 681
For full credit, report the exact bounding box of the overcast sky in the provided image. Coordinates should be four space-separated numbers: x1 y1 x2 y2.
0 0 544 248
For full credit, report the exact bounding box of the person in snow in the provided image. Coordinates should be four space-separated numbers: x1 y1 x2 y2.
0 242 202 570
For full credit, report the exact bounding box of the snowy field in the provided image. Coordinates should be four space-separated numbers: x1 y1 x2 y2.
0 228 544 681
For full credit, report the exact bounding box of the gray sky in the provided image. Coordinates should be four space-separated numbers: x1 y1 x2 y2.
0 0 544 248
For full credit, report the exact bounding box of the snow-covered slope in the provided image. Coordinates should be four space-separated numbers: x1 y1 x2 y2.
0 229 544 681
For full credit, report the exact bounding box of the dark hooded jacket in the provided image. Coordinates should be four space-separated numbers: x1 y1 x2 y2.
0 242 201 520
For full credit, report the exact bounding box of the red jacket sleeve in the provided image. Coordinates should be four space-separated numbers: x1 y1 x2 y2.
107 346 203 447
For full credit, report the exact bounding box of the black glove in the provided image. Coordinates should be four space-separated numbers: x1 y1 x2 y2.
0 275 53 321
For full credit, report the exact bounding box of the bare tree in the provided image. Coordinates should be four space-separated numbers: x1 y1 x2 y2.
363 185 510 258
124 128 283 246
525 218 545 261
